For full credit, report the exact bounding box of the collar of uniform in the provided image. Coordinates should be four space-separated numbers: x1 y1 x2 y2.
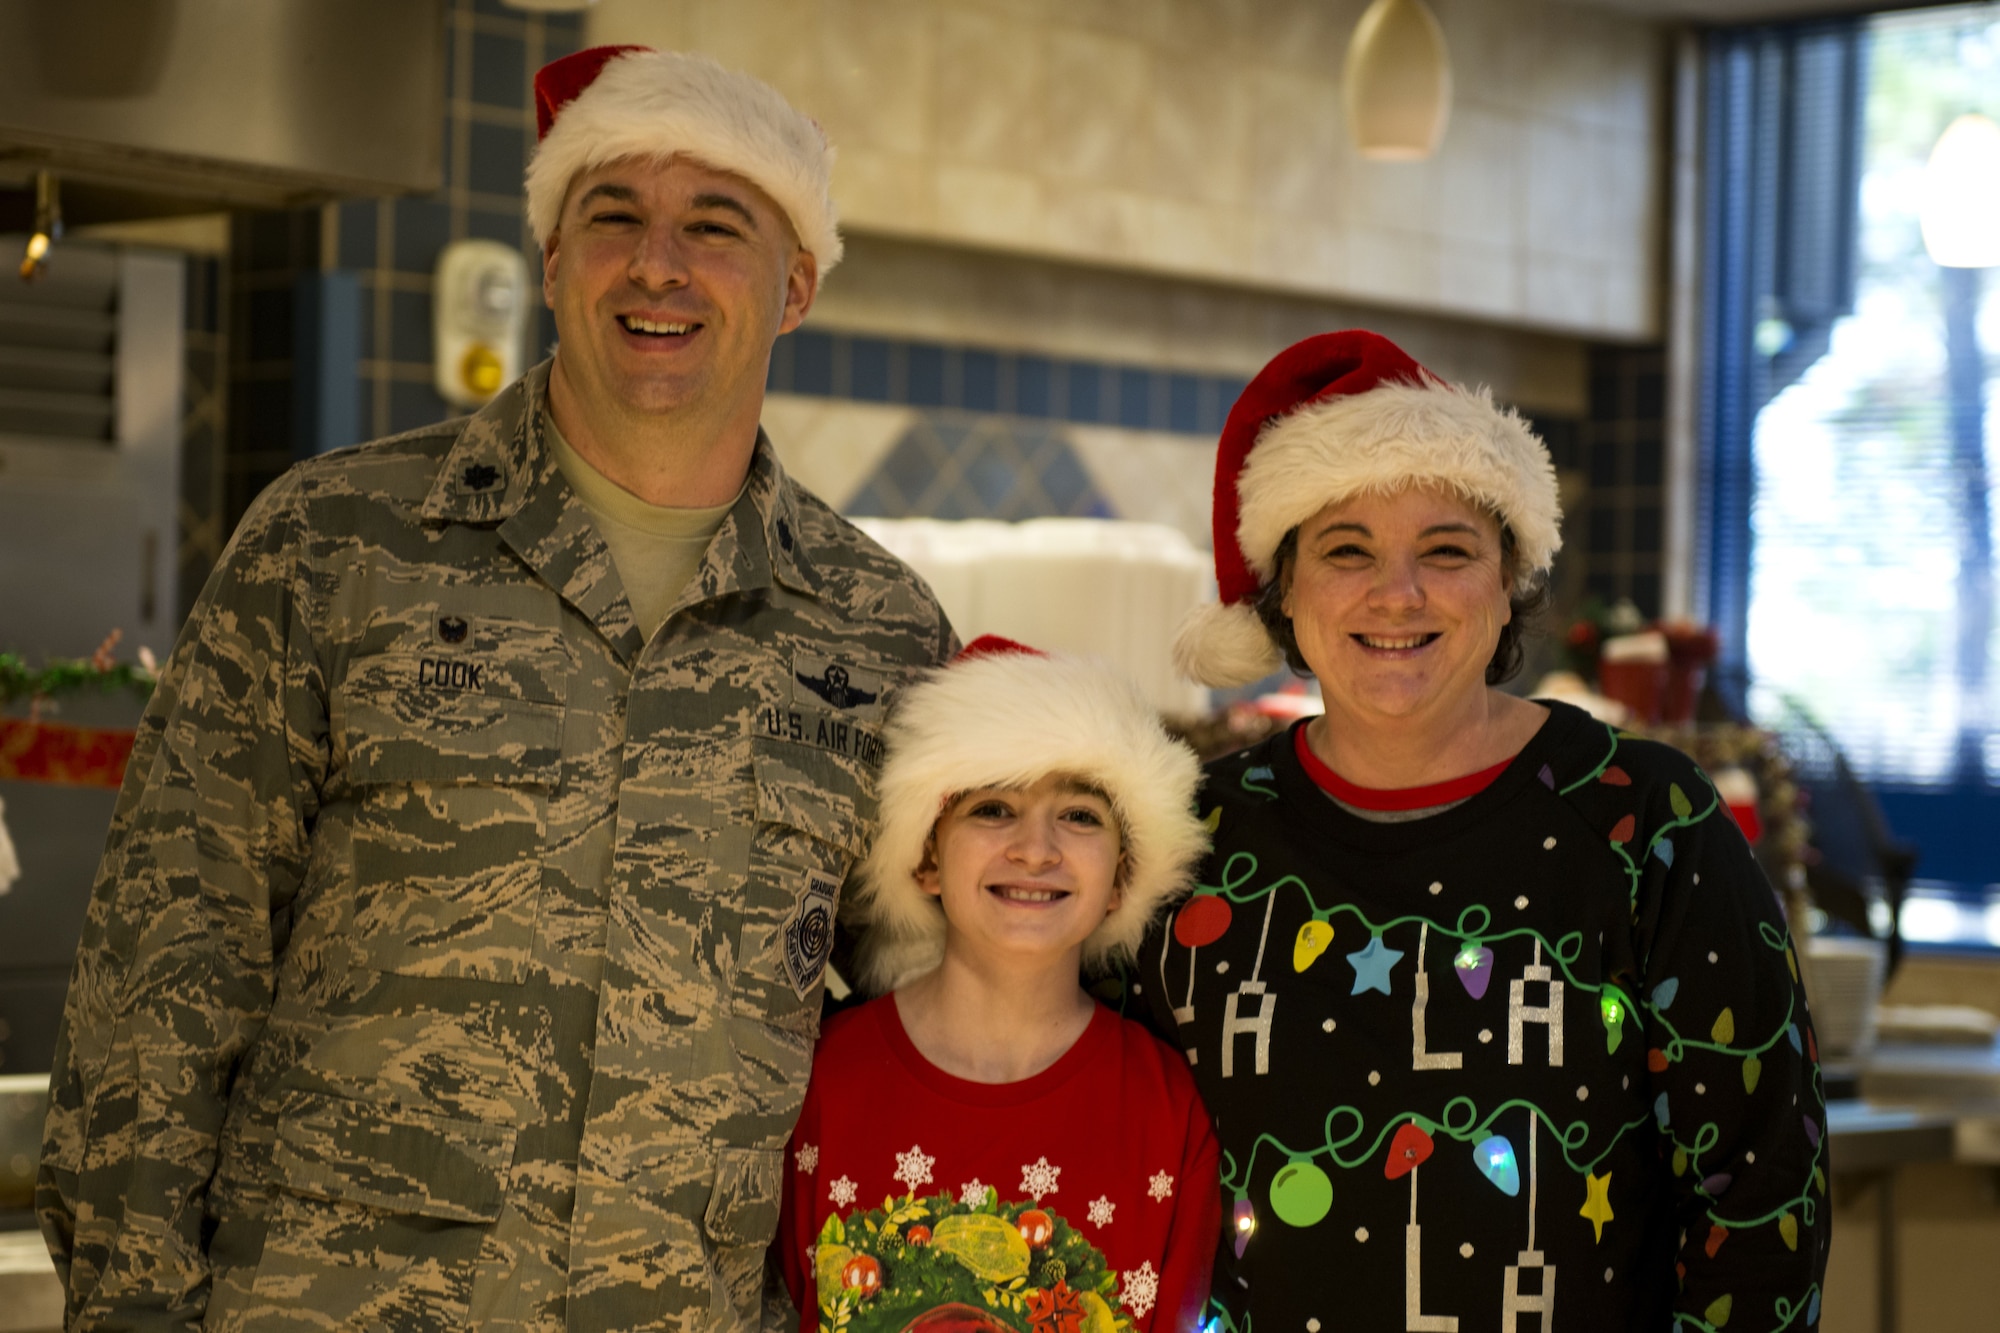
419 360 553 526
418 363 821 600
699 432 822 602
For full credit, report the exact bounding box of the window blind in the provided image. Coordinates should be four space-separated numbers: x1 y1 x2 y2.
1746 7 2000 790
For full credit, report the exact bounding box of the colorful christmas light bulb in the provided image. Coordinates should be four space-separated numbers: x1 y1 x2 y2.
1293 919 1335 972
1269 1159 1333 1227
1472 1135 1521 1196
1600 986 1630 1054
1453 940 1494 999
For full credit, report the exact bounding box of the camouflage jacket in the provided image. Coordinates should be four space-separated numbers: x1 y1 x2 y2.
38 361 955 1332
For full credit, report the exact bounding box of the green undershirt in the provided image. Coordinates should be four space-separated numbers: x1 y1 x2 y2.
544 411 738 642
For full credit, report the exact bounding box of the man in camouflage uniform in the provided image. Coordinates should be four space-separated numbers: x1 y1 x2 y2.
39 47 953 1331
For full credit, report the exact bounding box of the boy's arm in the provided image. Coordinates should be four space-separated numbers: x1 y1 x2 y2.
1151 1082 1222 1333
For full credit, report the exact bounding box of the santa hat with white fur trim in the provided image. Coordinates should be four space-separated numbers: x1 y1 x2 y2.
850 636 1207 995
1174 330 1562 688
526 45 843 284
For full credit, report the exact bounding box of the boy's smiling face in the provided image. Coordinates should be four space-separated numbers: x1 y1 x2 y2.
917 772 1124 968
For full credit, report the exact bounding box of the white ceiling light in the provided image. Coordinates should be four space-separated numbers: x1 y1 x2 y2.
1344 0 1453 161
1921 112 2000 268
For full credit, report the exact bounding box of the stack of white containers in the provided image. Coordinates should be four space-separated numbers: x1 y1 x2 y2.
854 518 1214 717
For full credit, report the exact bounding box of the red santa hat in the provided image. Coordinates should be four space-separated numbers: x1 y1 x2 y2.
850 635 1207 994
526 45 843 284
1174 330 1562 688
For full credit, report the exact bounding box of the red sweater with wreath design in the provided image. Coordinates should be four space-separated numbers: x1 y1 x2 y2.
777 996 1221 1333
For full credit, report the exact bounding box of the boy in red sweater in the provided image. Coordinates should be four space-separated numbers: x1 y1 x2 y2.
776 638 1220 1333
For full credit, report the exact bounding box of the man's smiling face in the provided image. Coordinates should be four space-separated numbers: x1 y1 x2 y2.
542 153 816 426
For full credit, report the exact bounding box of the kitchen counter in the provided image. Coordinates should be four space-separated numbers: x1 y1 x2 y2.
1826 1101 1960 1170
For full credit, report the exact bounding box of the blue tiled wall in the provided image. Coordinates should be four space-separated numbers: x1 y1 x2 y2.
1580 345 1666 616
226 0 581 529
769 329 1247 438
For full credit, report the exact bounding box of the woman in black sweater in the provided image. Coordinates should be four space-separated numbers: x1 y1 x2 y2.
1140 330 1827 1333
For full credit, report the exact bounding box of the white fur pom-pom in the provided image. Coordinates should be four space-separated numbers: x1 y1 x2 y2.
1173 600 1283 688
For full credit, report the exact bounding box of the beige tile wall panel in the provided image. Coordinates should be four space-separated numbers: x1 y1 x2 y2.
590 0 1667 341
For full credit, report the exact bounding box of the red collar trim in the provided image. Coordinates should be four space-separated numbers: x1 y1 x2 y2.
1293 725 1513 811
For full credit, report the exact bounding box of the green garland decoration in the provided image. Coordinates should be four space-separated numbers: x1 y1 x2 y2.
815 1188 1131 1333
0 652 156 708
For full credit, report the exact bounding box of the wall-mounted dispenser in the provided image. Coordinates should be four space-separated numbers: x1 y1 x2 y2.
433 239 530 409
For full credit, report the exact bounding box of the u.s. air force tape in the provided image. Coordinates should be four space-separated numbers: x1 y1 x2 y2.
783 869 840 1000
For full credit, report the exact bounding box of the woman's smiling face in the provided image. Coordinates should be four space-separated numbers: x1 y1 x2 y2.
1281 484 1513 725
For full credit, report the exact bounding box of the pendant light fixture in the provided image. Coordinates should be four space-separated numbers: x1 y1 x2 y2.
1343 0 1453 161
1920 112 2000 268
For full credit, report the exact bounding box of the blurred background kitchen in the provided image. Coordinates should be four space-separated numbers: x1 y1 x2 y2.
0 0 1996 1327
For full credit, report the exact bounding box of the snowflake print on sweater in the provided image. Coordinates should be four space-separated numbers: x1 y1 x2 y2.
828 1176 857 1208
1089 1196 1116 1227
1121 1261 1160 1319
1146 1171 1173 1202
1021 1156 1061 1201
796 1144 818 1174
893 1145 934 1192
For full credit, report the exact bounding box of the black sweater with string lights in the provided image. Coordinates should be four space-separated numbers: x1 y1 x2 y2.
1132 700 1828 1333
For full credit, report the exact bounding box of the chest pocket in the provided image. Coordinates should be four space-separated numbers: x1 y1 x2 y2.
733 735 878 1035
337 653 563 986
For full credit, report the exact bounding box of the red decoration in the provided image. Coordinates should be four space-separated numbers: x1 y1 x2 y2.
1026 1280 1086 1333
1646 1048 1670 1073
0 717 136 789
903 1304 1015 1333
1173 896 1232 949
1703 1224 1728 1259
1016 1209 1055 1249
1384 1122 1436 1180
904 1224 931 1247
840 1253 883 1298
1608 814 1636 845
1599 766 1631 787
